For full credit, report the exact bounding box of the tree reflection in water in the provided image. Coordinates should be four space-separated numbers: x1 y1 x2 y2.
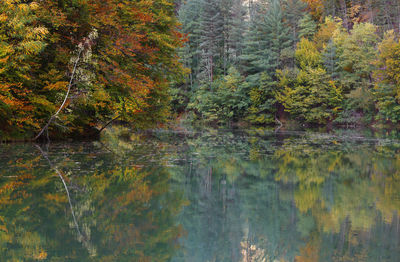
0 130 185 261
0 127 399 261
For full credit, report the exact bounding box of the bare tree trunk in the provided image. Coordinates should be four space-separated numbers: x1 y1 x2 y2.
34 48 83 141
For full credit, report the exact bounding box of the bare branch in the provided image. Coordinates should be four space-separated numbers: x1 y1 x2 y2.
34 48 83 141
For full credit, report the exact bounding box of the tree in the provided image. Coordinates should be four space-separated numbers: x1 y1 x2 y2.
333 22 379 123
276 38 343 124
241 0 292 77
189 67 247 123
298 13 317 39
198 0 224 83
246 73 277 124
0 0 51 137
0 0 185 139
226 0 248 66
373 30 400 123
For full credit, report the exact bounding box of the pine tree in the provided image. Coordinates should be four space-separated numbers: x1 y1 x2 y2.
198 0 224 83
226 0 248 66
322 39 340 79
178 0 204 87
283 0 308 43
241 0 292 77
263 0 292 72
298 14 317 39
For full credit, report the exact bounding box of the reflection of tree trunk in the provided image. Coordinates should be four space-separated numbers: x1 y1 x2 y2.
36 144 99 257
207 166 212 194
221 176 227 214
35 145 82 236
338 216 349 253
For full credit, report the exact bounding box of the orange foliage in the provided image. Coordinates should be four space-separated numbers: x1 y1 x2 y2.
302 0 324 19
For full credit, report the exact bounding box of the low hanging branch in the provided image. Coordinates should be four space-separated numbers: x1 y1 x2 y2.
33 48 83 141
97 114 120 134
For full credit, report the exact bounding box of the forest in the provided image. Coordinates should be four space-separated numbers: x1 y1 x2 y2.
1 0 400 140
0 0 183 140
173 0 400 127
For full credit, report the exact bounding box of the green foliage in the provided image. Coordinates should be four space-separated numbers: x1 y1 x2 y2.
373 30 400 123
276 38 343 124
276 68 342 124
246 73 277 125
331 23 379 123
189 67 247 123
333 23 379 91
241 0 293 76
298 14 317 39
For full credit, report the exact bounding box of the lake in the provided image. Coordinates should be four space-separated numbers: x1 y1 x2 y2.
0 127 399 261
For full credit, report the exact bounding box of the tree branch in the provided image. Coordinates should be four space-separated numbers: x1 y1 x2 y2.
97 115 120 134
34 48 83 141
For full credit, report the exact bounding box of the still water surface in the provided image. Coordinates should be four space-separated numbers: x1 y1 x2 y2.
0 128 399 261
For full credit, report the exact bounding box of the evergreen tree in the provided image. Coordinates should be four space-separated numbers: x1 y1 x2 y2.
322 39 340 79
283 0 308 44
198 0 224 83
241 0 292 77
298 13 317 39
263 0 292 72
178 0 203 87
226 0 248 66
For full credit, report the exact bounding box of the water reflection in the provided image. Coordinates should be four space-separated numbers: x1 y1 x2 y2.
0 137 184 261
0 127 399 261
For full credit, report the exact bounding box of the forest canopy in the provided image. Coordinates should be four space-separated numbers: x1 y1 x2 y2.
0 0 184 140
173 0 400 127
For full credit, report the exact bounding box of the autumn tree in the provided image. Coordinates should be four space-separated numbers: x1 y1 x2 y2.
0 0 184 140
276 38 343 124
374 30 400 123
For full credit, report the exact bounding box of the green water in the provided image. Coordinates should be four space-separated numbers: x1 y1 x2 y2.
0 128 399 261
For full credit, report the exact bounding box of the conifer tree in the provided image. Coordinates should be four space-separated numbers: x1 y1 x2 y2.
226 0 248 66
241 0 292 78
263 0 292 72
298 14 317 39
198 0 224 83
